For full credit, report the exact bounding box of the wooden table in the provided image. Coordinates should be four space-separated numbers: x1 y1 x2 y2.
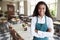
10 15 22 24
0 17 7 23
53 21 60 36
53 21 60 25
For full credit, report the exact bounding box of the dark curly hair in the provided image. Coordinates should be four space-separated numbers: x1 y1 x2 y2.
33 1 52 18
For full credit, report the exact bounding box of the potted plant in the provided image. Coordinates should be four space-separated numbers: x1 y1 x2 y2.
22 23 27 31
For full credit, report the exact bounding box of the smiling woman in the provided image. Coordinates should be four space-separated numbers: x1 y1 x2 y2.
31 1 54 40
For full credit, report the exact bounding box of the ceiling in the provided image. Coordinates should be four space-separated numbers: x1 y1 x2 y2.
0 0 25 2
2 0 27 2
2 0 20 2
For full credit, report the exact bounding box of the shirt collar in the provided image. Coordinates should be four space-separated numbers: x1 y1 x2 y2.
38 15 45 19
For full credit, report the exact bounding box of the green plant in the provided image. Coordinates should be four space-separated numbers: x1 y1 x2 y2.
50 10 56 17
22 23 26 27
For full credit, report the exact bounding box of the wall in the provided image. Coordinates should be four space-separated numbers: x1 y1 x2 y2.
24 1 28 16
0 1 19 14
56 0 60 20
1 1 8 12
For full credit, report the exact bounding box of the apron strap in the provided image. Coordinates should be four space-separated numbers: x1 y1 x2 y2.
45 16 47 24
36 16 38 24
36 16 47 24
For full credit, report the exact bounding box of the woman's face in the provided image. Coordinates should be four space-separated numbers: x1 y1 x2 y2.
38 4 46 16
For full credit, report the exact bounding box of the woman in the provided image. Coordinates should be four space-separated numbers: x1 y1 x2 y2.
31 1 54 40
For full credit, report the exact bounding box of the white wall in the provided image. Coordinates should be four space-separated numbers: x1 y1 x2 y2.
1 1 9 12
56 0 60 20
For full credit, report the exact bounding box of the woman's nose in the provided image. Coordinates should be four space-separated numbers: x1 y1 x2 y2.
40 9 43 12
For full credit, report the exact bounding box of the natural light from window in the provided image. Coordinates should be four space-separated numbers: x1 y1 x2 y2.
29 0 57 17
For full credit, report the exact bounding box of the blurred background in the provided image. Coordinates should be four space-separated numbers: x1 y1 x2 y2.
0 0 60 40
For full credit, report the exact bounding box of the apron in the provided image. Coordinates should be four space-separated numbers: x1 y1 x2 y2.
33 16 48 40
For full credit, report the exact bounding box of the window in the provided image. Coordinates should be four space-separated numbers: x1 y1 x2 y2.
19 1 24 14
28 0 57 17
48 0 58 17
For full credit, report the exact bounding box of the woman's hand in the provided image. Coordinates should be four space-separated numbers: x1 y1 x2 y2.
35 29 38 33
47 28 51 32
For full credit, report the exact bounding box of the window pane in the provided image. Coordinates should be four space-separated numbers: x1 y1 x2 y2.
19 1 24 14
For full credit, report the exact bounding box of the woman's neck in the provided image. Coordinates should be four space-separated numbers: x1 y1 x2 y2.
39 15 45 19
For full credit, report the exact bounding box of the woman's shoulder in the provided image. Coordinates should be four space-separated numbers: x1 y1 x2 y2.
46 16 53 21
31 16 37 22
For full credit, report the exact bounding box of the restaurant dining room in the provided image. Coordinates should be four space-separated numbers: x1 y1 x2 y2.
0 0 60 40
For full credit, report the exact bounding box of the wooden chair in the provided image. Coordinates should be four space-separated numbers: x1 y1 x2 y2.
9 27 24 40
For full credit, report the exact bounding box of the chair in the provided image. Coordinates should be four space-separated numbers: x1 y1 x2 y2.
9 28 24 40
